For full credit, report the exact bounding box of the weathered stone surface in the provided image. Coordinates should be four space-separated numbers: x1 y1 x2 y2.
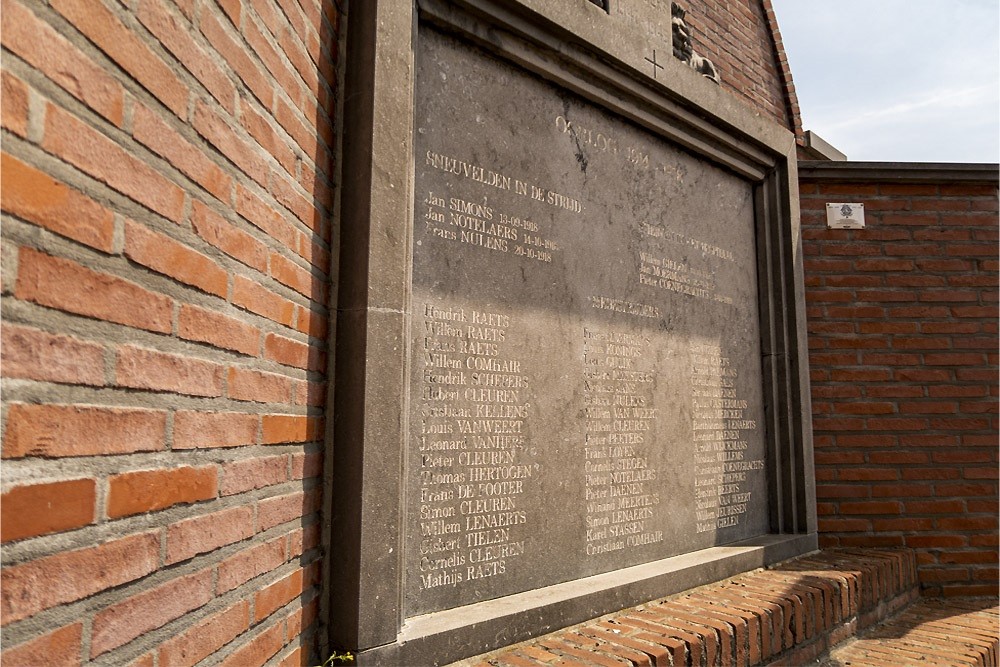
405 27 770 616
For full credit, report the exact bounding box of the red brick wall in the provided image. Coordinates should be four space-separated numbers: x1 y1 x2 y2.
800 167 999 596
0 0 339 663
677 0 802 137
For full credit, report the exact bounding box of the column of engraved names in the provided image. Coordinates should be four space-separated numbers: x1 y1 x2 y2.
417 303 535 590
691 343 763 533
582 328 663 556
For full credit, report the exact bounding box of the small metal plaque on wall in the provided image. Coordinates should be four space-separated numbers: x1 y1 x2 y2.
826 203 865 229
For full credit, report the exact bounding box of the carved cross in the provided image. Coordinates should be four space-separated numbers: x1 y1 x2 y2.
644 50 665 79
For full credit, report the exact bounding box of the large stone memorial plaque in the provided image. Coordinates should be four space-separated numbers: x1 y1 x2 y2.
331 2 815 663
405 28 768 615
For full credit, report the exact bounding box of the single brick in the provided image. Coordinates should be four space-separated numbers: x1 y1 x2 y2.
191 200 268 273
220 455 287 496
227 366 293 404
938 517 999 531
0 70 29 136
124 220 229 297
116 344 224 397
295 305 329 340
258 490 321 531
270 251 313 297
173 410 258 449
15 248 174 333
299 237 333 275
1 478 96 542
264 332 310 369
166 505 254 564
107 465 218 518
232 275 296 327
289 524 321 558
3 403 166 458
1 323 105 386
178 303 260 356
1 152 115 251
291 452 323 480
906 535 968 549
235 183 298 248
261 414 322 444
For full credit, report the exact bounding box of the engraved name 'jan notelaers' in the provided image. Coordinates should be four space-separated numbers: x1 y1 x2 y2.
416 302 539 590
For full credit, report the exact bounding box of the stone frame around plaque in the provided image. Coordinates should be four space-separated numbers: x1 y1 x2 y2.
330 1 817 664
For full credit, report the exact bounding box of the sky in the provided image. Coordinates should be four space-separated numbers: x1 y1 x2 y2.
770 0 1000 164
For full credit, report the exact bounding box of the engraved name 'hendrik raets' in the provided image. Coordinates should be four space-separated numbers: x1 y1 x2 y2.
417 303 538 590
690 343 763 533
582 327 664 555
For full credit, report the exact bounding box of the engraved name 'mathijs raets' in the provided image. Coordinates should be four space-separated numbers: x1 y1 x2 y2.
406 27 764 615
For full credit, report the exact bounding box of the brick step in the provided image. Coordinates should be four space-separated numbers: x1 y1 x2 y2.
457 548 923 666
814 598 999 667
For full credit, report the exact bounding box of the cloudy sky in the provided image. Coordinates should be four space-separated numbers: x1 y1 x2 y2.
770 0 1000 164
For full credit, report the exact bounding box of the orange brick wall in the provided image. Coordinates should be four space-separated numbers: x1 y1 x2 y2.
800 171 999 596
1 0 338 663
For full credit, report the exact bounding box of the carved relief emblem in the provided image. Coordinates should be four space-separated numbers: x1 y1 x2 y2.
671 2 721 84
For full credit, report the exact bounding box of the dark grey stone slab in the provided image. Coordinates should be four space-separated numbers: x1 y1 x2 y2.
405 26 770 617
330 1 816 663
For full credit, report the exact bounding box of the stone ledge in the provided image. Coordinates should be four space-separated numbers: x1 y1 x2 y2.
457 548 920 666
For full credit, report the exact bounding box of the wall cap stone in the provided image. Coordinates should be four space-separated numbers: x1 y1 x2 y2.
799 161 1000 184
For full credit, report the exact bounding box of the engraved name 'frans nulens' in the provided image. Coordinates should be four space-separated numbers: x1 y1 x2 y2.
582 327 664 556
417 302 539 590
690 343 763 533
